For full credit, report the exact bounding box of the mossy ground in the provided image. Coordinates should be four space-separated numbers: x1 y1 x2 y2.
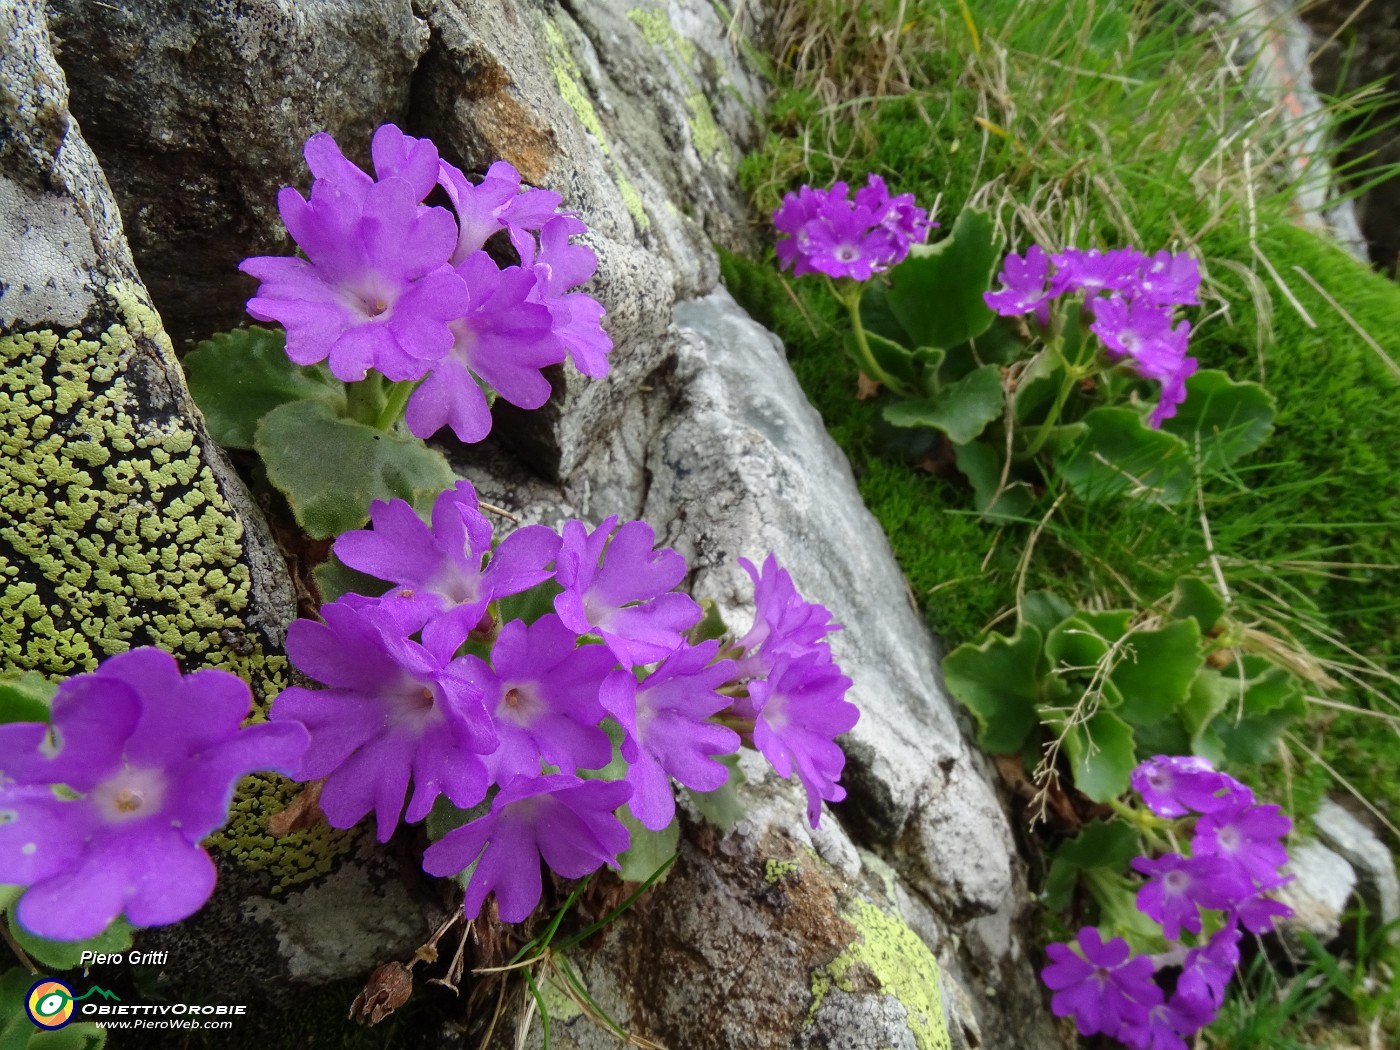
725 0 1400 1042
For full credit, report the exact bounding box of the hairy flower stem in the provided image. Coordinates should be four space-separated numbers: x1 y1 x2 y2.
832 280 916 399
375 379 418 432
346 373 387 427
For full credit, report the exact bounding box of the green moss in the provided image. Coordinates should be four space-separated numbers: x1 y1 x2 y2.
809 900 950 1050
0 288 354 888
765 858 801 883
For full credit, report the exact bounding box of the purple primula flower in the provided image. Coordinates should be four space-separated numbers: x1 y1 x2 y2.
270 597 496 841
1050 247 1146 298
773 175 931 280
0 648 307 941
554 515 702 666
984 245 1056 325
240 131 469 383
732 553 840 679
437 158 585 265
421 773 632 923
1192 801 1292 885
599 640 741 831
1042 927 1163 1038
333 479 560 653
1232 880 1295 934
1130 755 1249 818
1119 999 1198 1050
523 215 612 378
1133 250 1202 307
403 252 564 443
1174 921 1241 1019
1089 295 1199 428
1132 853 1253 940
749 650 858 828
462 615 616 783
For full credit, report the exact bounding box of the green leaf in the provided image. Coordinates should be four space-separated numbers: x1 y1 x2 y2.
1208 657 1306 764
1110 619 1203 726
1045 611 1132 672
952 440 1034 522
845 330 918 391
1012 346 1065 423
881 364 1004 444
1181 668 1235 763
0 673 56 725
942 623 1045 754
1059 708 1137 802
254 400 456 540
1168 577 1225 634
496 579 565 627
688 598 731 646
184 326 344 450
1160 369 1275 472
615 808 679 884
1019 591 1074 638
7 912 133 971
886 209 1000 349
855 280 909 346
1054 406 1191 504
311 553 390 605
685 755 746 832
1044 820 1142 909
423 793 493 843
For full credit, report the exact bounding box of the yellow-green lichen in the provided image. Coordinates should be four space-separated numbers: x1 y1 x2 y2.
627 7 732 164
809 900 950 1050
765 858 801 883
542 18 652 231
1 288 354 888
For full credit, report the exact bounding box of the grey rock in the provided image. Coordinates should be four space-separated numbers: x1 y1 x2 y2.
46 0 429 344
1313 797 1400 926
1276 839 1357 945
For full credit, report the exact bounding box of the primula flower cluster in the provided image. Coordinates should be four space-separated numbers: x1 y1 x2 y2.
0 649 308 941
772 175 932 281
240 124 611 443
268 479 858 923
1043 756 1293 1050
984 246 1201 427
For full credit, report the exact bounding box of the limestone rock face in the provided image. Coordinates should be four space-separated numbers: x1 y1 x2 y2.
6 0 1067 1046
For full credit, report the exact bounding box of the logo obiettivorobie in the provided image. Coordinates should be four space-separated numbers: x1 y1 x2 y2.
24 979 120 1029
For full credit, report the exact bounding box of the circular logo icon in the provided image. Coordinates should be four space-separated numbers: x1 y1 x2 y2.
26 979 75 1029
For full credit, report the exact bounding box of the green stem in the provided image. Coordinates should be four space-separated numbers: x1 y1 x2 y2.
833 280 914 398
375 379 418 432
345 373 385 427
1022 369 1077 458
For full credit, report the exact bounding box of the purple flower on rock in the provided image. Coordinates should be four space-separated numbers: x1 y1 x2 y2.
749 650 858 828
0 648 308 941
1174 921 1241 1019
523 215 612 379
600 640 741 831
773 175 931 280
333 479 560 653
421 773 632 923
1119 1000 1199 1050
732 553 840 680
1042 927 1163 1038
437 158 584 265
554 515 702 666
403 252 564 443
1192 801 1292 886
1130 755 1248 818
1131 852 1252 940
463 615 616 783
240 128 469 384
270 597 495 841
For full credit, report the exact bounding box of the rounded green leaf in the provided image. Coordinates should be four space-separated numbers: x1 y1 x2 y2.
942 623 1045 754
1054 406 1191 504
886 209 1000 350
615 807 679 884
1160 369 1275 472
254 400 457 540
6 911 132 972
1059 709 1137 802
184 326 344 449
881 364 1004 444
1109 619 1203 726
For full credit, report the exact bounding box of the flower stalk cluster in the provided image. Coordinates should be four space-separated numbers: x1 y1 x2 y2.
268 480 858 923
1043 756 1294 1050
985 246 1201 428
240 124 611 444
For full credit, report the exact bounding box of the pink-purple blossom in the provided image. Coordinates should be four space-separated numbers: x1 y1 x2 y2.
0 648 308 940
599 640 741 831
421 773 632 922
1131 853 1252 940
554 515 702 666
773 175 932 280
1042 927 1163 1037
1130 754 1249 818
269 596 496 841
